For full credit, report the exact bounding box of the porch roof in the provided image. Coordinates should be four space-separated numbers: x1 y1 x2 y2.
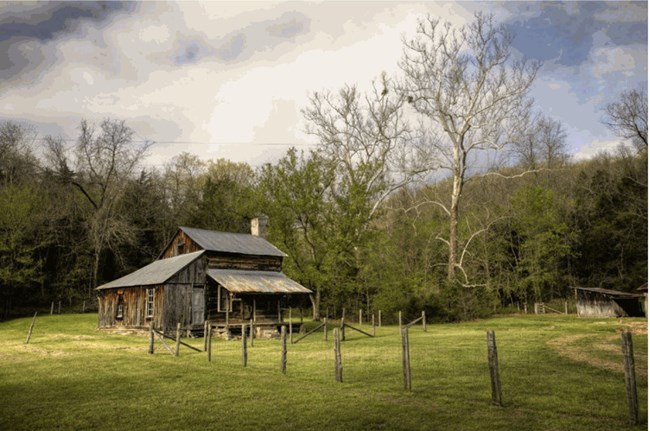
207 269 311 294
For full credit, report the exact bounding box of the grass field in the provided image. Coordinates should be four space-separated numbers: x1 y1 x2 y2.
0 313 646 430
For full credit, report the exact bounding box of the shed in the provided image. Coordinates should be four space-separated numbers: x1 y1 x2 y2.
97 218 311 337
575 287 645 318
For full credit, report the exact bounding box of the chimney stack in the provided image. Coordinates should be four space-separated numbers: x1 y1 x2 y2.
251 215 268 238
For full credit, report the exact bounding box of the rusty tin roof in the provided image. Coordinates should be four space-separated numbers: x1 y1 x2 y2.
207 269 311 294
180 226 287 257
96 250 205 290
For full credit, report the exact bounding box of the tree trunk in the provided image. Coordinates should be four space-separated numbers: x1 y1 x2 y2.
310 290 321 321
448 168 462 281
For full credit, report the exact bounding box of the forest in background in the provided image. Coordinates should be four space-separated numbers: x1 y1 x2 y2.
0 13 646 321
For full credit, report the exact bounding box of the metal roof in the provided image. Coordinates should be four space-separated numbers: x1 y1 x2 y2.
207 269 311 294
180 226 287 257
96 251 205 290
575 287 643 298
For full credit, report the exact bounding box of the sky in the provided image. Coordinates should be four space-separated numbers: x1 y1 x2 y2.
0 1 647 169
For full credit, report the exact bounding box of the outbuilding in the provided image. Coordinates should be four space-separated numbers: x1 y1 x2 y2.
97 218 311 337
575 287 645 318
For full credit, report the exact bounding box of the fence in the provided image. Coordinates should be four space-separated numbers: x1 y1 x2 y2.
139 312 641 425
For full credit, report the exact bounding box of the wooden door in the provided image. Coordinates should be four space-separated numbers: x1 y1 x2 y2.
192 287 205 325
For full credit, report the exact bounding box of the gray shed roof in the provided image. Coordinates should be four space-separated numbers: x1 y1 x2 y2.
180 226 287 257
96 251 205 290
207 269 311 294
575 287 643 299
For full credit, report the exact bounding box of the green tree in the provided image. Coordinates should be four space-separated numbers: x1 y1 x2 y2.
0 185 47 316
511 186 573 302
259 149 335 319
191 159 260 233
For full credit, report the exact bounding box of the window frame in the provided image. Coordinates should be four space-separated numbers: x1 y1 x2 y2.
116 294 124 320
145 288 155 319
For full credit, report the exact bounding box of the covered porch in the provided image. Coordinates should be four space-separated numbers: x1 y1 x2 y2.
205 268 311 338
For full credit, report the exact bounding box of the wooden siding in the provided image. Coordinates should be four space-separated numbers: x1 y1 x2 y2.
98 256 207 332
160 230 202 259
207 253 282 271
160 256 206 331
98 286 160 329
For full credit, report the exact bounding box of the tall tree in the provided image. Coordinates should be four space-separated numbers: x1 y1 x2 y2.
46 119 151 291
399 12 540 282
0 185 47 316
259 149 335 319
0 121 38 186
510 186 573 302
192 159 259 233
302 74 427 313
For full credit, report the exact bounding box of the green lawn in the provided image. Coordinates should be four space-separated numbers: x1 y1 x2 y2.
0 313 646 430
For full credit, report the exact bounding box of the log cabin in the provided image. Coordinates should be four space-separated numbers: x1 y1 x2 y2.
96 218 311 337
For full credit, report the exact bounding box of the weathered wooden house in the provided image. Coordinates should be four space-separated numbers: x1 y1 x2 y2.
575 287 645 318
97 219 311 337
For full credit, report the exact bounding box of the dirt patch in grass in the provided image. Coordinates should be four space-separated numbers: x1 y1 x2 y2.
616 320 648 335
547 333 647 378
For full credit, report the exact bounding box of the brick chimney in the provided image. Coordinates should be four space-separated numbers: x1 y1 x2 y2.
251 215 268 238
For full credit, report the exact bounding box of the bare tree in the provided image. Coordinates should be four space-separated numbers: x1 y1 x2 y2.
46 119 151 291
0 121 38 186
512 114 568 170
603 88 648 152
303 73 428 230
399 12 540 281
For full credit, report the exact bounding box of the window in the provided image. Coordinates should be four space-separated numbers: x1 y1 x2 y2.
116 294 124 320
146 288 154 318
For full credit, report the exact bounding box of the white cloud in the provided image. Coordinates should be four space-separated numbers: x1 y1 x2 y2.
591 45 637 78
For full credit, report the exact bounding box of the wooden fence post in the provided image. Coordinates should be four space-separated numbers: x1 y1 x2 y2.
401 327 411 390
333 327 342 382
289 307 293 345
24 312 37 344
175 323 181 357
340 309 346 341
359 309 362 325
249 319 254 347
57 301 61 315
523 303 528 314
378 310 382 327
241 323 248 367
207 324 212 362
324 317 328 341
398 311 402 329
280 325 287 374
148 321 154 354
621 331 639 425
422 311 426 332
82 301 86 313
50 302 54 315
487 330 503 406
371 314 375 337
564 301 568 315
225 302 230 340
203 321 209 352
